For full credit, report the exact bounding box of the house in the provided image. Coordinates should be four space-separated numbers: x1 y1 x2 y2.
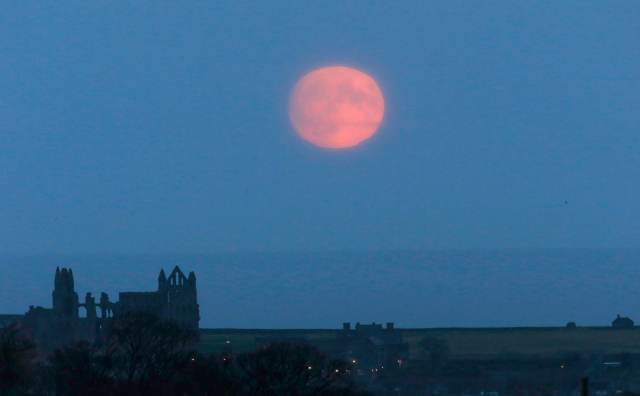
611 314 634 328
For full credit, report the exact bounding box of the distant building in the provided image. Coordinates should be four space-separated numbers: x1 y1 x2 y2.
336 322 409 370
611 314 634 328
6 266 199 351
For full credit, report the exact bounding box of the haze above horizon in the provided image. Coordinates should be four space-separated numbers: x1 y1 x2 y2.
1 249 639 328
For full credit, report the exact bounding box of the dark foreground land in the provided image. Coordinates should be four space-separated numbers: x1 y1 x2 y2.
5 322 640 396
200 326 640 357
199 326 640 396
0 314 369 396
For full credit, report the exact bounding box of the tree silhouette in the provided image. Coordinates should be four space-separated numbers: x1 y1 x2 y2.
171 353 238 396
106 312 197 394
0 325 35 396
49 341 114 396
2 317 371 396
236 342 360 396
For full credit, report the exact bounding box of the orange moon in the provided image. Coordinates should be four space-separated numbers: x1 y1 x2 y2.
289 66 385 149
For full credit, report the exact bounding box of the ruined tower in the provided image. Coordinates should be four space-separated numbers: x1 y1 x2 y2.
158 268 168 291
52 267 79 318
117 265 200 330
161 266 200 329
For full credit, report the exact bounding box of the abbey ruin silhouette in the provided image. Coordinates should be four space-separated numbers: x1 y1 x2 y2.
17 265 199 350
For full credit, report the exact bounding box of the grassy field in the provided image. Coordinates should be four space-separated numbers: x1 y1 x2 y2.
199 327 640 359
401 327 640 359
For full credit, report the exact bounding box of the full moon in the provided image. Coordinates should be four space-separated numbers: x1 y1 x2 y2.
289 66 385 149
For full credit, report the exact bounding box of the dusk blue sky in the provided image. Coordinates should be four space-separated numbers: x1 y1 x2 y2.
1 2 639 327
1 2 639 254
